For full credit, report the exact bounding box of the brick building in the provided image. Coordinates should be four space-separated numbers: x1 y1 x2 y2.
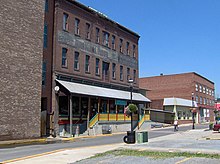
42 0 150 137
140 72 215 123
0 0 45 140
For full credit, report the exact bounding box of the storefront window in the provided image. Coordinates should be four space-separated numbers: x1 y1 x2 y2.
100 99 108 113
91 98 98 119
72 96 80 116
117 105 124 114
109 100 116 113
81 97 88 116
59 96 68 116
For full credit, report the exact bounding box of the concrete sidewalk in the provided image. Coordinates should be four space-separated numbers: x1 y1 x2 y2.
2 129 220 164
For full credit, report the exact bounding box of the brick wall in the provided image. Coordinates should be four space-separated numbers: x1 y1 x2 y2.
0 0 45 140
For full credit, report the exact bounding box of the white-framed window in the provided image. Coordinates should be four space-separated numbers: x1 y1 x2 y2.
63 13 68 31
200 96 203 104
196 95 199 103
75 18 80 35
195 84 198 91
74 51 79 70
203 86 206 94
206 88 209 95
199 85 202 92
203 97 206 105
103 31 109 47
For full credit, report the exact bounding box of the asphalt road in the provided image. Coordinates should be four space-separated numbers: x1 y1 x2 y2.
0 124 208 162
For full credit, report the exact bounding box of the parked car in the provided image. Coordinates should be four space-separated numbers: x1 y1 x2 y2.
213 123 220 132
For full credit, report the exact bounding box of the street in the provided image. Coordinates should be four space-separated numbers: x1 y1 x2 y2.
0 124 208 162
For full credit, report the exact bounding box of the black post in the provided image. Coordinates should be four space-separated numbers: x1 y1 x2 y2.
192 92 195 129
130 85 133 131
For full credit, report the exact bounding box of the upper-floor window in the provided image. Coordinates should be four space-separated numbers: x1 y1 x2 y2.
96 28 100 43
120 65 123 81
42 61 46 86
206 88 209 95
43 24 48 48
75 18 80 35
132 45 136 58
103 31 109 47
203 86 206 94
209 89 212 95
63 13 68 31
112 35 115 50
62 48 68 67
195 95 199 103
112 63 116 79
85 55 90 73
199 85 202 92
127 67 130 81
200 96 203 104
74 51 79 70
195 84 198 91
119 38 123 53
95 58 100 75
203 97 206 105
133 70 136 82
126 42 130 55
212 90 214 97
45 0 49 12
86 23 90 39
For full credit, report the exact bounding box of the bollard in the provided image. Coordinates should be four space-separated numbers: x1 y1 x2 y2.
123 131 136 144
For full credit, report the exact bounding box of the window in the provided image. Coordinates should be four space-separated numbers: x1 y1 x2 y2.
206 88 209 95
112 63 116 79
212 90 214 97
132 45 136 58
62 48 67 67
112 35 115 50
103 31 109 47
45 0 49 12
119 38 123 53
75 18 80 35
203 86 206 94
127 67 130 81
42 61 46 86
86 23 90 39
43 24 48 48
85 55 90 73
195 84 198 91
199 85 202 92
203 97 206 105
196 95 199 103
200 96 203 104
120 66 123 81
95 58 100 75
126 42 130 55
209 90 211 95
63 13 68 31
96 28 100 43
74 51 79 70
133 70 136 82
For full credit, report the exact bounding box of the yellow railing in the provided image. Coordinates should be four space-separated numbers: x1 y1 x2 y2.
138 115 145 128
89 113 98 128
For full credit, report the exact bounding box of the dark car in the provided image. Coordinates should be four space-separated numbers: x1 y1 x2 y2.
213 123 220 132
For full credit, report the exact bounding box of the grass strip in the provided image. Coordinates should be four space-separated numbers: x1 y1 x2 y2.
92 149 220 159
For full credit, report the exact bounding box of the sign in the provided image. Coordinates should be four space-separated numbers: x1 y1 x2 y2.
115 100 127 106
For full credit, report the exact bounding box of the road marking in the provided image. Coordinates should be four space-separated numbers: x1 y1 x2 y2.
1 143 123 163
175 157 192 164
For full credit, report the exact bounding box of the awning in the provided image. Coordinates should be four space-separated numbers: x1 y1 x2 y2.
56 79 151 102
164 97 198 107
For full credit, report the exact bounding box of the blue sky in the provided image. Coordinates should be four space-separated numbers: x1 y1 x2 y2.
77 0 220 97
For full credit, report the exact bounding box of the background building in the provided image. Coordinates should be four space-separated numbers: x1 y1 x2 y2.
42 0 150 137
0 0 45 140
140 72 215 123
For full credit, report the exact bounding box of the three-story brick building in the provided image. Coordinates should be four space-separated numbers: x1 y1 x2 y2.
42 0 150 137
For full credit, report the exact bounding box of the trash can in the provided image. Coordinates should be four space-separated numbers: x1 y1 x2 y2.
123 131 136 144
142 131 148 143
136 132 143 143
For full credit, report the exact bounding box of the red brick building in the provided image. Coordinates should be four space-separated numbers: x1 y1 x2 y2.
42 0 150 137
140 72 215 123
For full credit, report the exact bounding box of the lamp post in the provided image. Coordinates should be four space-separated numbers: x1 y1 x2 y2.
192 92 195 129
128 79 134 131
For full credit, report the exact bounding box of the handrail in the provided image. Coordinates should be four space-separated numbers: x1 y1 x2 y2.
138 114 145 129
89 113 98 128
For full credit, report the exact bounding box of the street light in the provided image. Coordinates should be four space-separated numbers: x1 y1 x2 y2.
192 92 195 129
128 79 134 131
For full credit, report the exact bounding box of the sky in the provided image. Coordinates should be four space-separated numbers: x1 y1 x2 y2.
77 0 220 98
